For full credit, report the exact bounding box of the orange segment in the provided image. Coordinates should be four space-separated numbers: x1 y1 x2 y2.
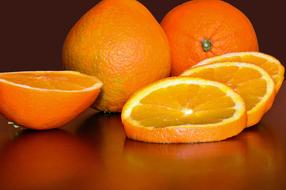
182 62 275 127
0 71 102 130
122 77 247 143
196 52 284 93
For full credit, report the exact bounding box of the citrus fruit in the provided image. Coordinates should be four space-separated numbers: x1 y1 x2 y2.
63 0 171 112
0 71 102 130
121 77 247 143
161 0 258 75
182 62 275 127
196 52 285 93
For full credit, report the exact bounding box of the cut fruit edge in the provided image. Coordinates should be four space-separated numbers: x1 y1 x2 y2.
0 71 103 93
194 52 285 93
122 77 247 143
182 62 276 127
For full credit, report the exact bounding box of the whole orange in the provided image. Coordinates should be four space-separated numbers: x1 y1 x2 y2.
161 0 259 75
63 0 171 112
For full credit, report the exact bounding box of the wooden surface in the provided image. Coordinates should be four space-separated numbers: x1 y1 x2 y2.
0 83 285 190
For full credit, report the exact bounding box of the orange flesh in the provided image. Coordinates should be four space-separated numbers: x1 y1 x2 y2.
197 53 284 92
0 72 98 90
213 54 280 86
0 71 102 130
186 66 267 111
130 84 236 127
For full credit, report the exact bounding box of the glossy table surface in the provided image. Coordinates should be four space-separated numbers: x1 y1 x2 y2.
0 83 285 190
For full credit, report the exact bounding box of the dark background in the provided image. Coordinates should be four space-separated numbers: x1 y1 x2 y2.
0 0 285 72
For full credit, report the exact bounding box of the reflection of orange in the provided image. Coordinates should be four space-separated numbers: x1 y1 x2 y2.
124 137 247 175
241 125 278 172
124 136 248 190
237 125 282 188
0 130 97 190
77 114 162 190
74 115 280 189
0 115 22 150
161 0 258 75
77 114 127 189
123 124 280 189
123 125 277 167
77 113 126 153
0 71 102 129
124 138 246 161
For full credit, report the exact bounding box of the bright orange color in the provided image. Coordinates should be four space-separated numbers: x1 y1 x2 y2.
0 71 102 130
63 0 171 112
161 0 259 75
196 52 285 93
122 77 247 143
182 62 275 127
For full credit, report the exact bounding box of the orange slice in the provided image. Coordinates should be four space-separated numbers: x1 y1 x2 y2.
195 52 284 93
182 62 275 127
0 71 102 130
121 77 247 143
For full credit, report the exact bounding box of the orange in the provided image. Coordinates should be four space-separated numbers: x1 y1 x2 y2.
182 62 275 127
196 52 285 93
63 0 171 112
0 71 102 130
161 0 258 75
122 77 247 143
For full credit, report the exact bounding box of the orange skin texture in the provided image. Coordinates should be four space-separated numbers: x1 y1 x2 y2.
63 0 171 112
0 72 101 130
161 0 259 75
122 114 247 143
0 85 100 130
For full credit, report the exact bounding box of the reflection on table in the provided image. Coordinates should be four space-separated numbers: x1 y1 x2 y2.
0 98 285 190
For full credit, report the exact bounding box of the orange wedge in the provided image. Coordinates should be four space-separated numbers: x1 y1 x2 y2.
0 71 102 130
182 62 275 127
121 77 247 143
195 52 284 93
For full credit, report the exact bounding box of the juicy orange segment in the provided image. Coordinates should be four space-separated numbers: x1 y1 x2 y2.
195 52 284 93
182 62 275 127
0 71 102 130
122 77 247 143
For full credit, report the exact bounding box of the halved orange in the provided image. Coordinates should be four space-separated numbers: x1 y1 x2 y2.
0 71 102 130
182 62 275 127
121 77 247 143
195 52 284 93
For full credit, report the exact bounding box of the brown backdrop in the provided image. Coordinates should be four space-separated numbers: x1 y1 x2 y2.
0 0 285 72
